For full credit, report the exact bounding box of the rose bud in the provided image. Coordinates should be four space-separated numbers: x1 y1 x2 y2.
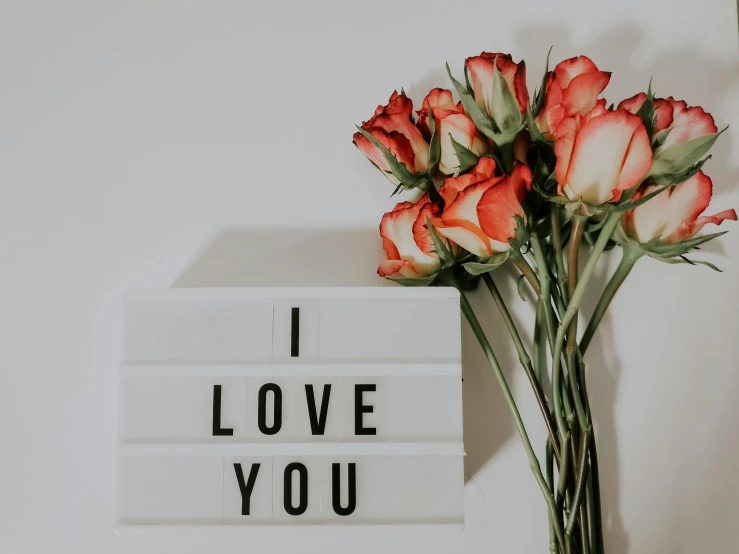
353 91 430 185
417 88 488 175
435 161 532 256
624 171 737 245
554 104 652 206
536 55 611 139
465 53 528 117
617 94 717 151
378 194 444 279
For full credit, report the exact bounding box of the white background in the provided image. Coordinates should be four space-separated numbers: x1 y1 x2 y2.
1 1 738 552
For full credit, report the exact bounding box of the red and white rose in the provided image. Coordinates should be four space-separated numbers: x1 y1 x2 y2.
377 194 444 278
536 55 611 138
353 91 430 184
618 94 718 152
624 171 737 245
466 52 528 118
554 104 652 205
435 160 532 256
417 88 488 175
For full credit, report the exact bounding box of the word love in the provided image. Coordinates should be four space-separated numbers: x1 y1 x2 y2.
212 383 377 437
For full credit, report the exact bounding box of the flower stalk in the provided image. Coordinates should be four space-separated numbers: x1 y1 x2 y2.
580 243 644 354
482 273 560 462
449 276 565 551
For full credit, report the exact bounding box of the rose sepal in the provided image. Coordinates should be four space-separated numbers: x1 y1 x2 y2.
462 251 510 276
634 79 656 141
449 135 481 174
530 47 552 118
427 218 457 270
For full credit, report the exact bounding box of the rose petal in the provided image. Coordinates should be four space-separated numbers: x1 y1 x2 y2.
553 56 599 88
436 225 493 257
438 113 486 175
378 258 409 277
560 71 611 116
353 129 415 177
379 195 440 277
626 172 733 244
439 156 497 204
658 101 718 151
563 110 651 204
553 115 579 196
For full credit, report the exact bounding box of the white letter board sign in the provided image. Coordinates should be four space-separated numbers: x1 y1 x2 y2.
117 287 464 530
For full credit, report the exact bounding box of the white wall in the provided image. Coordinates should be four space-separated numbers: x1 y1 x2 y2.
1 1 738 552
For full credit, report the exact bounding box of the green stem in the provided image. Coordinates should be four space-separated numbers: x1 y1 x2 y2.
482 273 561 463
577 351 604 554
511 251 542 296
579 244 643 355
550 212 621 442
533 302 545 383
556 434 571 508
450 280 565 551
586 468 596 554
530 233 568 444
550 205 570 306
546 440 560 554
566 427 592 535
566 217 586 359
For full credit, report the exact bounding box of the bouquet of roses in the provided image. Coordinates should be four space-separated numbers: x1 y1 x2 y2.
352 52 736 553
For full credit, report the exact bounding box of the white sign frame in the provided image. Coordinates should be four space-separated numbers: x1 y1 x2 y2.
116 287 465 533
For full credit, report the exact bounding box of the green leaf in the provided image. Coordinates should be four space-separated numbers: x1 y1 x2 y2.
635 78 655 141
449 134 480 173
609 185 670 212
427 106 441 175
387 275 438 286
648 231 728 256
489 54 523 136
651 155 712 186
446 63 498 140
462 252 510 275
516 274 527 302
649 127 727 177
355 125 416 186
655 255 723 272
531 46 552 117
427 218 456 268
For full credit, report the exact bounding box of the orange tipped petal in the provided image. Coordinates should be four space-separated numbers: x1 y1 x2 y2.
477 163 533 243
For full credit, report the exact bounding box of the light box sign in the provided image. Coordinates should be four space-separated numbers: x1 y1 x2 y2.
117 288 464 529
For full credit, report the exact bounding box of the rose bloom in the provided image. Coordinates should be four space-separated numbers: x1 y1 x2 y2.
465 52 528 117
417 88 488 175
377 194 443 278
435 159 532 256
554 103 652 205
536 55 611 138
353 91 430 183
618 94 718 152
625 171 737 244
